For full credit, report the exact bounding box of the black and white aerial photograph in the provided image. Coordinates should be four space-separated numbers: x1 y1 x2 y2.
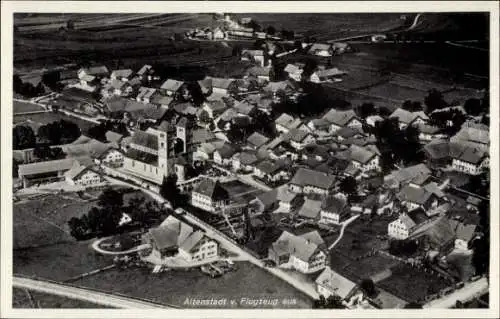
2 1 498 318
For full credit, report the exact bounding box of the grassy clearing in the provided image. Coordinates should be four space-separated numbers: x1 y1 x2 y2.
357 82 429 103
13 110 95 133
12 288 114 308
13 101 46 114
378 264 450 303
72 261 312 308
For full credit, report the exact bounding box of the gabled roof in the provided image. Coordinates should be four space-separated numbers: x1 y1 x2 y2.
287 128 312 143
236 151 259 165
150 215 195 250
316 68 347 78
247 66 271 77
179 230 206 252
241 49 264 56
454 223 477 242
452 126 489 145
137 87 158 101
423 140 450 160
321 195 348 214
348 144 377 164
284 64 302 74
385 164 432 186
290 168 336 190
390 108 429 124
264 81 290 92
205 100 228 112
273 231 323 262
452 146 488 164
397 185 435 205
105 131 124 144
208 77 235 90
137 64 153 76
298 199 322 219
111 69 134 78
247 132 270 149
315 267 357 300
160 79 185 92
234 100 256 116
109 79 128 90
216 143 237 159
81 65 109 76
151 95 173 106
275 113 295 127
308 43 333 53
193 178 229 200
18 158 78 177
192 128 216 144
323 109 359 127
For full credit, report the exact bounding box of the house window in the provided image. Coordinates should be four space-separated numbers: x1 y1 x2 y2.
161 142 165 148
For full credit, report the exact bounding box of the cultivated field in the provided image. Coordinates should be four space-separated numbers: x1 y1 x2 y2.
13 101 46 114
72 262 313 308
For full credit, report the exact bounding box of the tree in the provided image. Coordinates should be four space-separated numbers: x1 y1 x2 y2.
98 188 124 212
357 102 376 118
293 40 303 50
33 145 53 160
160 174 182 207
463 98 482 116
360 278 376 297
68 217 88 240
232 44 242 57
13 74 23 93
266 25 276 35
198 109 211 124
13 125 36 150
402 100 423 112
424 89 448 113
339 176 357 195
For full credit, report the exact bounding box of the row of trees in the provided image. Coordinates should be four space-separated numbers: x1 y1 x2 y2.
13 119 81 150
13 75 46 98
87 120 130 143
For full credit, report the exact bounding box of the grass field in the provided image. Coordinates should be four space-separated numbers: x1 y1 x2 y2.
378 264 451 303
72 261 313 308
12 288 114 308
13 101 46 114
13 108 96 134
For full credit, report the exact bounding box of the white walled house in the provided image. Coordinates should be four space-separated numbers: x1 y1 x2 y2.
65 164 102 187
320 195 349 225
191 179 230 213
178 232 219 262
451 147 488 175
98 148 124 167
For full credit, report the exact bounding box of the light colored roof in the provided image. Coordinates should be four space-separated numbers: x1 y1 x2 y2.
205 100 228 112
18 158 77 177
206 92 226 101
390 108 429 124
105 131 123 144
453 126 489 145
315 267 357 300
234 101 256 116
454 223 476 242
241 49 264 56
160 79 185 92
137 87 157 101
316 68 347 78
286 128 312 143
137 64 153 76
247 66 271 77
290 168 336 190
397 185 434 205
385 164 431 186
111 69 133 78
275 113 295 127
208 77 235 90
61 139 111 159
192 128 216 144
80 74 96 82
308 43 332 53
179 230 206 252
298 199 322 219
273 231 323 262
81 65 109 76
284 64 302 73
299 230 324 246
247 132 270 148
348 144 377 164
264 81 289 92
151 95 173 106
322 109 358 126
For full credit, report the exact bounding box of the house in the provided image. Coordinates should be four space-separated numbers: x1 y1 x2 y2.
416 123 445 142
64 162 102 186
450 220 477 251
423 140 451 167
466 196 482 212
332 42 352 54
275 113 304 134
136 64 156 82
136 87 158 104
232 151 260 172
451 146 488 175
308 43 334 57
18 158 82 188
251 185 301 214
104 130 124 146
264 137 298 161
298 199 323 221
284 64 304 81
105 79 133 97
110 69 134 82
241 49 266 67
396 184 440 211
416 216 456 251
286 129 316 150
309 68 347 83
366 115 384 127
389 108 428 129
208 77 237 95
213 27 227 40
301 144 331 162
78 65 109 81
387 208 431 240
307 118 331 136
97 148 124 167
246 66 271 82
289 168 336 195
233 100 257 118
450 126 489 152
384 163 432 189
322 109 362 133
268 230 326 274
315 266 358 301
246 132 270 150
160 79 186 97
213 144 237 166
142 215 218 262
320 195 349 225
254 159 289 182
191 178 230 213
345 144 381 173
203 100 228 119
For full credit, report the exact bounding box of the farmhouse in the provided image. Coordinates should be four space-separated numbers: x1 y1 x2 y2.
18 158 82 188
250 185 301 214
136 64 156 81
396 184 440 211
450 146 488 175
387 208 431 240
315 266 358 301
289 168 336 195
213 144 237 166
232 151 260 172
344 144 381 173
450 126 489 152
97 148 124 166
142 215 219 262
286 129 316 150
284 64 304 81
320 195 349 225
203 100 228 119
208 77 237 95
309 68 347 83
246 131 270 149
241 49 266 67
110 69 134 82
322 109 362 133
275 113 304 134
253 160 289 182
160 79 186 97
268 230 327 274
136 87 159 104
389 108 428 129
298 198 323 221
64 162 102 186
191 178 230 213
384 163 431 189
307 43 334 57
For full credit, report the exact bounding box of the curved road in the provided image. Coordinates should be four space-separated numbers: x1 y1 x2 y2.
92 238 151 255
328 214 360 250
13 277 173 309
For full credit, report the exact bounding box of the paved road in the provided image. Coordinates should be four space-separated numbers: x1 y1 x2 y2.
328 214 360 250
13 277 173 309
92 238 150 256
423 277 488 309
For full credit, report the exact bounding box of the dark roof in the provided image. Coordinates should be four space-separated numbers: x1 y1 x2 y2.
407 207 430 225
290 168 336 190
397 185 435 206
126 148 158 165
247 132 269 148
209 77 235 90
193 179 229 200
18 158 77 177
321 195 348 214
130 130 158 150
216 144 237 159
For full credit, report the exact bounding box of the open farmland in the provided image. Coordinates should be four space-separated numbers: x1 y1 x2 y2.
357 82 430 103
73 262 312 308
13 108 96 133
13 100 46 114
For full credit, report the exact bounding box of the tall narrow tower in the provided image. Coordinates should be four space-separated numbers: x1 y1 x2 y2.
156 121 171 177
